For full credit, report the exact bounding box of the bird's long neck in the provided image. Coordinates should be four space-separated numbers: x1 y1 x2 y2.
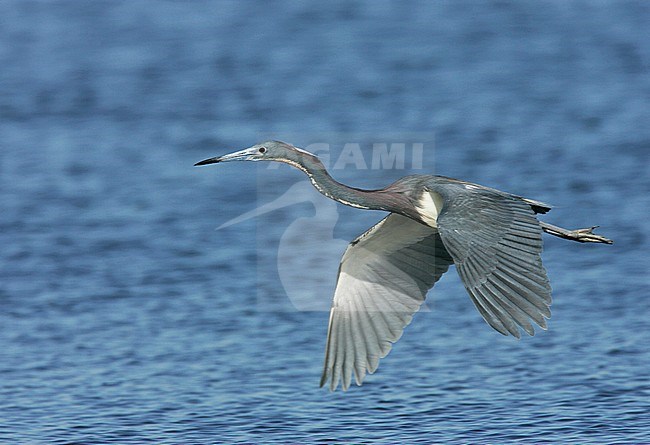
287 152 407 213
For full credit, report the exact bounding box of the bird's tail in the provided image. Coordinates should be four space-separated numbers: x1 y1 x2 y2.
521 197 552 214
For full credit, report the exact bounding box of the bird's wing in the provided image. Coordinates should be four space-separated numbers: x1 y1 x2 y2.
434 185 552 338
320 213 454 391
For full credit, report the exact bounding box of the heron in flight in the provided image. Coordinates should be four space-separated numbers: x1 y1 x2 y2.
195 140 612 391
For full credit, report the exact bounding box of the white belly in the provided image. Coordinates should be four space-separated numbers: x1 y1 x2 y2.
415 190 443 228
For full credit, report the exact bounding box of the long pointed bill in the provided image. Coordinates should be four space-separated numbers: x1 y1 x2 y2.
194 147 259 166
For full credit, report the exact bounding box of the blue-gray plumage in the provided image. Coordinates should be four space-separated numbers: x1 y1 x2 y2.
195 140 612 391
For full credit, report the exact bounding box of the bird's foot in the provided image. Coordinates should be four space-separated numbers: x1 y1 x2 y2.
570 226 614 244
540 222 613 244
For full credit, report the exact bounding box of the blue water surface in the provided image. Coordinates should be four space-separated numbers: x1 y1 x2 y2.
1 1 649 443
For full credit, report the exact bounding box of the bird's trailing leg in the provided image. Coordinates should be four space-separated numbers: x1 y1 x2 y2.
540 222 613 244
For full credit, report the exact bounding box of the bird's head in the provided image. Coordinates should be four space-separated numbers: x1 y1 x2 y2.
195 140 315 168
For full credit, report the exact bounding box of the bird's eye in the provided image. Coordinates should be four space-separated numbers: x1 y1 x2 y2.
258 147 266 154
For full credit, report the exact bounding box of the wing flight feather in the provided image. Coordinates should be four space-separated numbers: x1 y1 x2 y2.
320 213 453 391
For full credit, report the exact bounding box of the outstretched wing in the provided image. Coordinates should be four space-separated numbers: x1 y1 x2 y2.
435 184 552 338
320 213 454 391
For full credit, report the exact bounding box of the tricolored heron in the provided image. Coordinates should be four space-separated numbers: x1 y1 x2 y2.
195 140 612 391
